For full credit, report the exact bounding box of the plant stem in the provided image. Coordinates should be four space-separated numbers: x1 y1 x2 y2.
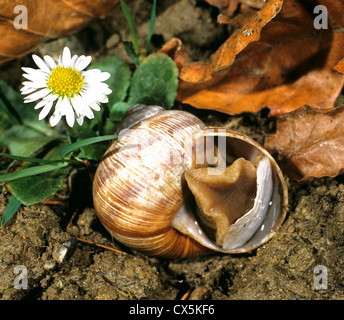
62 119 79 140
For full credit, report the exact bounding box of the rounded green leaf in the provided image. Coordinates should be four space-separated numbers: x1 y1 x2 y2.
128 54 179 109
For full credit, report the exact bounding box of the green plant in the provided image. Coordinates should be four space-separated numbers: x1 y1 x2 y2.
0 0 178 224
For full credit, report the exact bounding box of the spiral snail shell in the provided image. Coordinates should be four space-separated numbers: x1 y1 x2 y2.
93 105 288 258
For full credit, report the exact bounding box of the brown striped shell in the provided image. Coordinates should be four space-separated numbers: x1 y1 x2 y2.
93 105 288 258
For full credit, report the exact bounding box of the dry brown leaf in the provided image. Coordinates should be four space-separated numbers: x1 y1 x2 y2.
0 0 120 65
169 0 344 117
334 58 344 75
205 0 265 25
265 105 344 182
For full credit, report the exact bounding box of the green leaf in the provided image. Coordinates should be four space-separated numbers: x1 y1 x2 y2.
90 56 131 108
0 94 19 126
123 41 140 65
0 81 60 157
76 128 108 161
110 101 131 122
1 195 22 226
59 135 118 158
0 162 68 183
4 141 74 206
120 0 140 56
128 54 179 109
145 0 157 51
0 81 57 137
0 109 13 136
104 101 131 135
44 141 72 161
0 125 60 156
0 153 63 164
7 165 71 206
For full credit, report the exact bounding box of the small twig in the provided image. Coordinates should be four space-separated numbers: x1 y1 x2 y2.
75 236 128 255
180 289 192 300
66 206 82 230
73 156 94 182
41 200 63 205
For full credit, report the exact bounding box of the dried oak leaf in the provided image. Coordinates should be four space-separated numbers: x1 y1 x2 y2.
334 58 344 75
170 0 344 117
205 0 265 25
265 105 344 182
0 0 120 65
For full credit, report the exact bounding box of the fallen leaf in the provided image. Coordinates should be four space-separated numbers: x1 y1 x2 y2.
159 38 192 71
205 0 265 25
334 58 344 75
0 0 120 65
170 0 344 117
265 105 344 181
205 0 265 15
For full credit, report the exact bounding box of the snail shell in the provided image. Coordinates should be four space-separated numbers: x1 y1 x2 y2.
93 105 288 258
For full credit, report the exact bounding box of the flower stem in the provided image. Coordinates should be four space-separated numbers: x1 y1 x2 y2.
62 119 79 141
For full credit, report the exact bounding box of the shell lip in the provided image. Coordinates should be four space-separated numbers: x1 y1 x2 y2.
173 127 289 254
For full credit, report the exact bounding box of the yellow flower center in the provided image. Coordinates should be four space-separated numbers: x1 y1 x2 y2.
47 66 84 98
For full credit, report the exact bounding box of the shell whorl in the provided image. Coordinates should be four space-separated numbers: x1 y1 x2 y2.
93 107 211 258
93 105 288 258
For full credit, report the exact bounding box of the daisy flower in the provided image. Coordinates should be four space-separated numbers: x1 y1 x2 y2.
21 47 112 127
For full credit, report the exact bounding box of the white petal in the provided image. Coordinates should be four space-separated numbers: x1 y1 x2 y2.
76 115 84 126
79 105 94 119
24 88 51 103
38 100 54 120
21 86 39 95
22 80 47 90
73 55 85 68
32 55 50 73
62 47 71 67
86 91 109 104
44 55 57 70
89 102 100 111
70 95 83 115
70 55 78 67
82 69 101 80
98 96 109 103
86 72 111 84
34 99 48 110
44 93 59 102
85 109 95 119
75 56 92 71
49 99 63 126
22 70 48 83
86 84 112 96
98 71 110 82
50 110 62 127
22 67 39 75
34 94 58 109
62 99 75 127
58 54 63 66
102 86 112 95
84 84 112 99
